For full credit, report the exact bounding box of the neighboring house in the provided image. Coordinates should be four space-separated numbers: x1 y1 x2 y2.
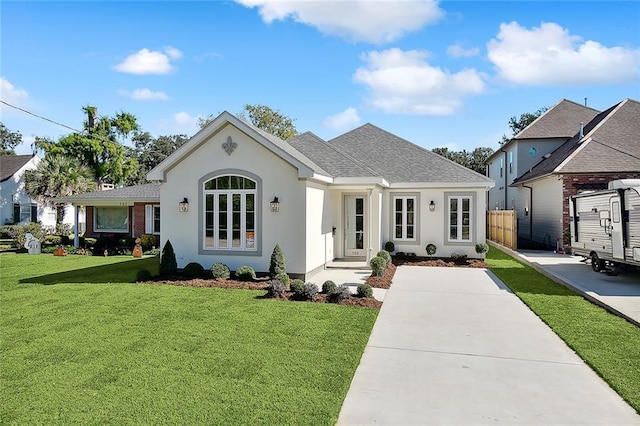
147 112 494 279
511 98 640 248
486 99 600 212
0 154 77 228
54 183 160 245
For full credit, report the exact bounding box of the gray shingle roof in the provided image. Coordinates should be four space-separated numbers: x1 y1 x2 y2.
327 123 493 184
288 132 378 178
515 99 600 140
54 183 160 202
513 99 639 184
0 155 34 182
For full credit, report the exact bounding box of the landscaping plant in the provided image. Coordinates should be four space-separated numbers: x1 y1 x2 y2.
322 280 337 294
235 265 256 281
269 243 286 277
182 262 205 278
369 256 386 277
356 284 373 298
210 262 230 279
159 240 177 276
425 243 437 258
376 250 391 266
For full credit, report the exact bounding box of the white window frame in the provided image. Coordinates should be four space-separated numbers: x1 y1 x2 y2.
447 195 472 243
392 195 417 242
203 176 257 252
509 151 513 174
145 205 160 235
94 206 129 233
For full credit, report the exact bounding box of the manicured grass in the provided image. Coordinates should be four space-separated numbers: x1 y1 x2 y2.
1 253 378 425
487 248 640 413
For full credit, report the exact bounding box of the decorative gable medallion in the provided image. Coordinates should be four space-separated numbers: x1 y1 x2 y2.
222 136 237 156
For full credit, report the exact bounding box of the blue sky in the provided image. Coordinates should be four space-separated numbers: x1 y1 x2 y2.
2 1 639 156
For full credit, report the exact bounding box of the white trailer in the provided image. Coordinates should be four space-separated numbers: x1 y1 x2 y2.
570 179 640 273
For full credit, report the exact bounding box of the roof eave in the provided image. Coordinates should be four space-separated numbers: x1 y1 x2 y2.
389 181 495 189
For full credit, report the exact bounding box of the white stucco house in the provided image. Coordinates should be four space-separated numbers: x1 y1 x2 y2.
0 154 78 229
147 112 494 279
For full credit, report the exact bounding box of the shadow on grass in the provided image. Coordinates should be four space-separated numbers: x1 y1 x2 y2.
19 257 159 285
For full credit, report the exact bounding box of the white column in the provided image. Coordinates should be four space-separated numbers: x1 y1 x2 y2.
367 188 373 262
73 205 80 248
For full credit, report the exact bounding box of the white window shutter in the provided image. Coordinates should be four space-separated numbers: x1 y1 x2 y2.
145 205 153 234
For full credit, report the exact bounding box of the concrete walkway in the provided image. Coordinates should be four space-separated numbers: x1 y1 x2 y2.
512 249 640 326
337 266 639 425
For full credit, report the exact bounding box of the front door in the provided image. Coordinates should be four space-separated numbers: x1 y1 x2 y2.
344 195 366 258
610 195 624 259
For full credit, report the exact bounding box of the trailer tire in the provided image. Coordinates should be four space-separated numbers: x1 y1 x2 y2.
591 253 605 273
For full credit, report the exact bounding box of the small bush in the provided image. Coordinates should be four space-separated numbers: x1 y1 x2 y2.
296 282 319 301
139 234 159 251
370 256 386 277
475 243 489 257
384 241 395 253
43 235 62 245
275 273 290 288
265 280 287 298
290 279 304 294
235 265 256 281
136 269 152 282
84 237 97 248
210 262 230 279
426 243 437 257
183 262 205 278
356 283 373 298
269 243 287 277
328 284 352 303
160 240 178 276
376 250 391 265
451 252 468 263
322 280 337 294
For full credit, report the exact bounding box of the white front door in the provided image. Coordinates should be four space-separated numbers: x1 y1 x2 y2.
610 196 624 259
344 195 366 258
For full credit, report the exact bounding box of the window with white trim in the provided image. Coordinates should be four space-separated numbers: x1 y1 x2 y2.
393 196 416 241
509 151 513 174
145 205 160 234
95 206 128 232
448 196 472 242
203 175 256 251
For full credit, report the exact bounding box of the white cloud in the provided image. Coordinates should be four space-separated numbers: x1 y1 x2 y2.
0 77 28 108
194 51 223 63
235 0 443 44
447 43 480 58
118 88 170 101
157 111 201 136
113 47 183 75
353 48 486 115
487 21 640 85
323 107 361 132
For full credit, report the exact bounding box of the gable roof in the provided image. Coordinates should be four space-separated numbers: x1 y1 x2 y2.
486 99 601 163
53 183 160 204
327 123 493 185
147 112 331 182
513 99 639 185
0 155 35 182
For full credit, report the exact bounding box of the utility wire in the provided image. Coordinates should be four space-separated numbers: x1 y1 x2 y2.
1 99 83 133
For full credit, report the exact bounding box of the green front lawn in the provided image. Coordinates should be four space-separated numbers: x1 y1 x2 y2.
0 253 378 425
487 248 640 413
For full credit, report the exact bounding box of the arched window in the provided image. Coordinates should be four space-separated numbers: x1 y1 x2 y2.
203 175 257 251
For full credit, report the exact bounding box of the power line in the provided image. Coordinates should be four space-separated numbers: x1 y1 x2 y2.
1 99 82 133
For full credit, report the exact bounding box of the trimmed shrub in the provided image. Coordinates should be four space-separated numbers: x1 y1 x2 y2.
356 283 374 298
328 284 352 303
84 237 97 249
322 280 337 294
183 262 205 278
296 282 319 301
43 235 62 245
210 262 230 279
275 273 290 289
475 243 489 258
451 252 468 263
136 269 152 282
384 241 395 253
265 280 287 298
235 265 256 281
426 243 437 258
370 256 386 277
290 279 304 294
269 243 287 277
159 240 178 276
376 250 391 266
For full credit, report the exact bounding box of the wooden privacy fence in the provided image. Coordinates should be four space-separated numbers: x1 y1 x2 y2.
487 210 517 250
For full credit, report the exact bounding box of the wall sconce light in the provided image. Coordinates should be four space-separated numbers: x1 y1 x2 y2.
429 200 436 212
332 226 336 236
179 197 189 212
524 206 529 216
270 196 280 212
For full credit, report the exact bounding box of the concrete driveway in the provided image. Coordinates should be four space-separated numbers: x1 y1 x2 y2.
337 266 639 425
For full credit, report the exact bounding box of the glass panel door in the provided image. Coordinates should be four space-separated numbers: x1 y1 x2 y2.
344 195 366 257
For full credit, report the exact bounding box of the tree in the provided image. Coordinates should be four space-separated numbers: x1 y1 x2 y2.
432 147 494 175
126 132 189 185
241 104 297 140
24 155 96 224
1 122 22 155
500 107 548 144
35 106 139 185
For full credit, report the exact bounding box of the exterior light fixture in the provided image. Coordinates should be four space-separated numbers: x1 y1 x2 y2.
270 196 280 212
429 200 436 212
179 198 189 212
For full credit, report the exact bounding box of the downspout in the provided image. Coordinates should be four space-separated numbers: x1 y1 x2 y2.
522 184 533 240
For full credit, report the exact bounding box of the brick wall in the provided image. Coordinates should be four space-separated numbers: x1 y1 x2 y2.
561 173 640 231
